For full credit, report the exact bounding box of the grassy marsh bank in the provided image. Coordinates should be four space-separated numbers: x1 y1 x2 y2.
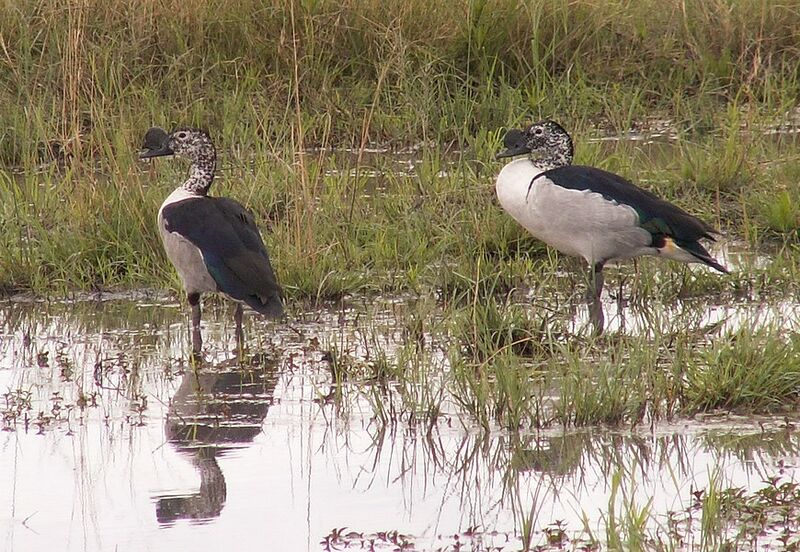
3 0 800 155
1 0 799 295
2 129 799 299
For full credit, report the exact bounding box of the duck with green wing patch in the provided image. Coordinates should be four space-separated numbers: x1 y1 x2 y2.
495 120 727 334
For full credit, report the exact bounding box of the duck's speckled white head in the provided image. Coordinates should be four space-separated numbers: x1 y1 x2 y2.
140 127 216 195
496 120 574 171
166 128 215 162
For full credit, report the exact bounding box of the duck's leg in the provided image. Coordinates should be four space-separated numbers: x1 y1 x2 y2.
188 292 203 354
233 303 245 351
586 262 605 335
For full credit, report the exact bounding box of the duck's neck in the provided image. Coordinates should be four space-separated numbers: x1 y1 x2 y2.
531 147 572 171
181 146 216 196
532 133 574 171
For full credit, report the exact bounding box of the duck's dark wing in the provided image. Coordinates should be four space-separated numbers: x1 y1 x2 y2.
162 197 284 317
541 164 718 244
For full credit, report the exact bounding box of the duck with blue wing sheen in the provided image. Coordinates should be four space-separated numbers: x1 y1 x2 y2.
140 127 283 354
495 120 728 334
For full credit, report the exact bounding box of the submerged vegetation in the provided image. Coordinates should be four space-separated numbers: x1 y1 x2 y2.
4 296 800 550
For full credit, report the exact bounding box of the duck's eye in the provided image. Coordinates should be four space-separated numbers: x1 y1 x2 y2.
533 128 543 136
176 131 187 140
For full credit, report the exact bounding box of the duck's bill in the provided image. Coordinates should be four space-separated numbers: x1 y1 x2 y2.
495 145 531 159
139 127 173 159
140 144 174 159
495 128 530 159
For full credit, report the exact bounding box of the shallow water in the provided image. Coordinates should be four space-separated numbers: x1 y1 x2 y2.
2 293 800 551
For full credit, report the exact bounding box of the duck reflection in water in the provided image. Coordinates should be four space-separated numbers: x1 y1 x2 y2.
155 353 279 524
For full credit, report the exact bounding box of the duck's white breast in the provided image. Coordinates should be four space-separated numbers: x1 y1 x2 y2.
495 159 652 264
157 188 218 294
495 158 545 222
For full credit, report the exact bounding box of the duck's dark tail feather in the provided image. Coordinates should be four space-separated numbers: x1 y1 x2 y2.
679 240 729 274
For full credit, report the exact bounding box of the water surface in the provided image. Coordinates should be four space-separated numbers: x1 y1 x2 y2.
2 293 799 551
